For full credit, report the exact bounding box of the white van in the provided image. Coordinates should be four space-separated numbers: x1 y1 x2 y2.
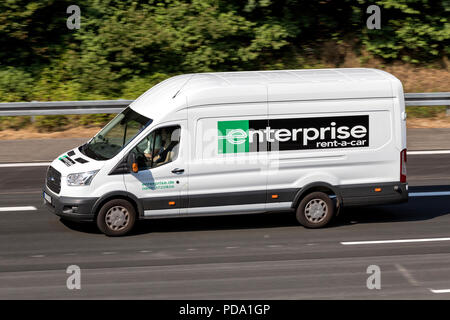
43 68 408 236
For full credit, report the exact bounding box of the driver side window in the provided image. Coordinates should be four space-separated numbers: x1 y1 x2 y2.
132 125 181 170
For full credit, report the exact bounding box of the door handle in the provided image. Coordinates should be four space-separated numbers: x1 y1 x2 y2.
171 168 184 174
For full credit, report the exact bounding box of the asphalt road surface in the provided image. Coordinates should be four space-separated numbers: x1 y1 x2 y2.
0 153 449 299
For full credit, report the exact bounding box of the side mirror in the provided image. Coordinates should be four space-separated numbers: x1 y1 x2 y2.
127 152 139 173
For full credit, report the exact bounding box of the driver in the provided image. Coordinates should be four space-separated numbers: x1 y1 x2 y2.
143 128 171 164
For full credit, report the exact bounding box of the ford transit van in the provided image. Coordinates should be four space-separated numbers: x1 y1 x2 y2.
43 68 408 236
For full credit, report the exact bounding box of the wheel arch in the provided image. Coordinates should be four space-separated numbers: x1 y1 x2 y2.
91 191 143 219
291 182 342 213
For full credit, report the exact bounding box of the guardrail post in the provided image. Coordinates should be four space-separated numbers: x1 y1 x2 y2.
30 101 37 122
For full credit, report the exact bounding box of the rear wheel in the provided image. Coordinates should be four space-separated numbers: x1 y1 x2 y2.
96 199 136 236
296 192 335 228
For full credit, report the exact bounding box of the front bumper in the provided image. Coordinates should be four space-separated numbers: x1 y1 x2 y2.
43 185 98 222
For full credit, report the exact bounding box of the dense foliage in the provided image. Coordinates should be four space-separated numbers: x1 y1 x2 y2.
0 0 448 130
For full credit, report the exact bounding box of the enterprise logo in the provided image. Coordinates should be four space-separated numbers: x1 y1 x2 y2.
218 129 248 145
217 116 369 154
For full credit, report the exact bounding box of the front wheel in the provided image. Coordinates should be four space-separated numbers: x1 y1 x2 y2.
96 199 136 236
296 192 335 228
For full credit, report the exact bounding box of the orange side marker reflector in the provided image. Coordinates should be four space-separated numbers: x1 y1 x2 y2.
271 194 279 199
168 201 175 206
374 188 382 192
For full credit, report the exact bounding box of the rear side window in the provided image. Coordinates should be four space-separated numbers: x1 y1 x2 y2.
132 125 181 170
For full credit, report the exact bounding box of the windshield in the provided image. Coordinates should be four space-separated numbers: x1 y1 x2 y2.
80 107 152 160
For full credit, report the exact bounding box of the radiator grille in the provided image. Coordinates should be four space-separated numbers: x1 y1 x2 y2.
46 166 61 194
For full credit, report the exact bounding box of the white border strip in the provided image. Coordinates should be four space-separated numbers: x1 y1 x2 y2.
0 206 37 212
0 162 51 168
341 237 450 245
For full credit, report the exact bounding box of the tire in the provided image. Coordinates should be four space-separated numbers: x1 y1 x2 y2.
96 199 136 236
296 191 335 228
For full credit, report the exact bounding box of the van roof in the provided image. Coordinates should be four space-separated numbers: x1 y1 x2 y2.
130 68 402 120
191 67 395 84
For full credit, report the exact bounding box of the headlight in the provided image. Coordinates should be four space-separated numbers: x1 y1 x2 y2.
66 170 99 186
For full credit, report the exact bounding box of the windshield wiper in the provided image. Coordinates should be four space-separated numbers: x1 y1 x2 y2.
80 142 108 161
79 143 88 155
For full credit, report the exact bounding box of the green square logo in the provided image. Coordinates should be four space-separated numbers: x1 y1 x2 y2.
218 120 249 154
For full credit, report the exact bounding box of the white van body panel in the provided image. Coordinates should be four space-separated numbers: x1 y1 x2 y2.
266 99 397 190
129 74 191 122
187 101 269 215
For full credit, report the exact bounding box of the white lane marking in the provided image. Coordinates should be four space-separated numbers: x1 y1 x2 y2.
410 191 450 197
101 252 117 255
395 264 420 286
30 255 45 258
0 206 37 212
341 237 450 245
0 149 448 168
0 162 51 168
408 150 450 155
226 246 239 249
139 250 152 253
430 289 450 294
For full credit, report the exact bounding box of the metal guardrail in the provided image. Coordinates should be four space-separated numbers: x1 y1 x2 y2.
0 100 133 116
405 92 450 106
0 93 449 116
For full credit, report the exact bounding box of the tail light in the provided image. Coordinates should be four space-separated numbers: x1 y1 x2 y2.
400 149 407 183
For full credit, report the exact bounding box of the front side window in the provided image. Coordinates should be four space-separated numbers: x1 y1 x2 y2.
132 125 181 170
81 107 152 160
